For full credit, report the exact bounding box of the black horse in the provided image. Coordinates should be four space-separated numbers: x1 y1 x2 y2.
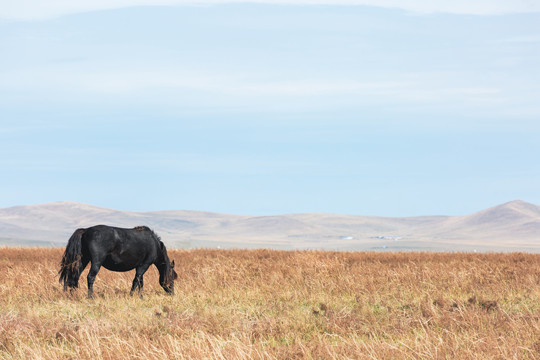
59 225 177 298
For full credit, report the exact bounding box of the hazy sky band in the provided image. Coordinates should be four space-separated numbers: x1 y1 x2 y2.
2 0 540 21
1 1 539 215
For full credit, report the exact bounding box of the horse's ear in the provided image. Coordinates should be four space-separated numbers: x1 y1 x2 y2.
171 260 175 268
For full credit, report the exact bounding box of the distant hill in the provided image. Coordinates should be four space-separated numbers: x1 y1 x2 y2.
0 200 538 252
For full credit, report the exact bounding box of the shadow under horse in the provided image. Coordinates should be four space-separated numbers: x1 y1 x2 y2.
59 225 177 298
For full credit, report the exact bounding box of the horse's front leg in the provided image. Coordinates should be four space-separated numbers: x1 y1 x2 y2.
129 274 143 297
130 264 151 297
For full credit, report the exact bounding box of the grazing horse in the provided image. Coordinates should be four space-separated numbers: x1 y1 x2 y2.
59 225 177 298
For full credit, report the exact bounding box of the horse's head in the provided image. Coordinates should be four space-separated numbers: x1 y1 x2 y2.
165 260 178 295
172 260 178 280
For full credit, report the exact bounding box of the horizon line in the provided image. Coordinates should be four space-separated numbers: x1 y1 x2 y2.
0 199 534 218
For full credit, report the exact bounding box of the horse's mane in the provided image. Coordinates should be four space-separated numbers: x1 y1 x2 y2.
133 225 150 231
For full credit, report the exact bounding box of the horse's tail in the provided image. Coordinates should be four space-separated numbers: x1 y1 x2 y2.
59 228 85 291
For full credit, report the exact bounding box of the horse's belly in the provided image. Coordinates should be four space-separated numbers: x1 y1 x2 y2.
102 257 138 272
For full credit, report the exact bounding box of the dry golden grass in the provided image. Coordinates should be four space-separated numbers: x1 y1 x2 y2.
0 248 538 359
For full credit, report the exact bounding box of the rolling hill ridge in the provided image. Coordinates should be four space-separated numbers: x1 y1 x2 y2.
0 200 538 252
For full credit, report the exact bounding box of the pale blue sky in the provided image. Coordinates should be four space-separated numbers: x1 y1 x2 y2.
1 1 539 216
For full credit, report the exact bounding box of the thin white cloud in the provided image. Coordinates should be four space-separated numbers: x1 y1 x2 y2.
0 68 407 97
497 35 540 43
1 67 520 114
2 0 540 20
443 87 502 96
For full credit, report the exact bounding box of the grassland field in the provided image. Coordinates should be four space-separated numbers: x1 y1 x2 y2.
0 248 538 359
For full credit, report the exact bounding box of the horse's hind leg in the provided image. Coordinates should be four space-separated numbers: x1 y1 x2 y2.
66 257 89 294
130 264 151 297
87 261 102 299
73 257 89 290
